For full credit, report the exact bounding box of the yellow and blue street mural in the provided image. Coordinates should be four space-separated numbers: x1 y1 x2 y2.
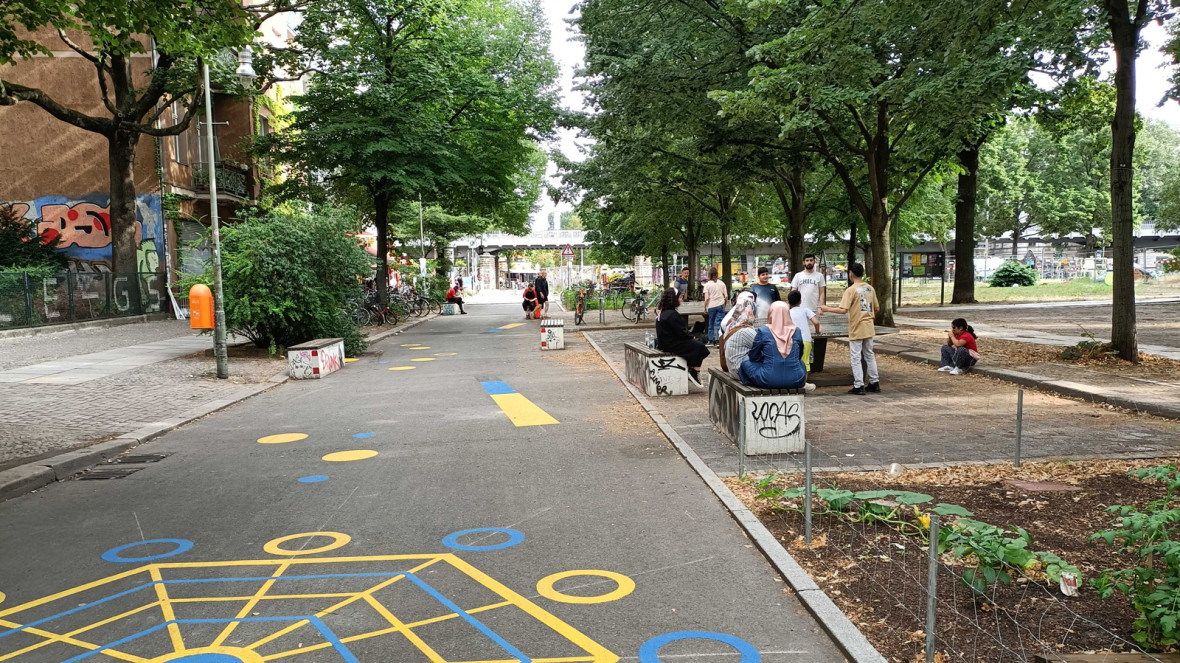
479 382 559 427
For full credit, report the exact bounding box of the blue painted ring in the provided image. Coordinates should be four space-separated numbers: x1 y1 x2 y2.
638 632 761 663
441 528 525 551
101 538 194 563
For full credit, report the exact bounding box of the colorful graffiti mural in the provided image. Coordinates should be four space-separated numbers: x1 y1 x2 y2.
0 194 163 272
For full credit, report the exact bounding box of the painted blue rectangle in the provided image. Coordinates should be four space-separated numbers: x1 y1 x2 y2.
480 381 516 395
485 329 504 333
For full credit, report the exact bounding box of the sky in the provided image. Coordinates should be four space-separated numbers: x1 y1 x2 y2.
529 5 1180 232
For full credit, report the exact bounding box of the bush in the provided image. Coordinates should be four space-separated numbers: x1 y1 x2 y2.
183 205 372 356
0 206 66 271
989 260 1038 287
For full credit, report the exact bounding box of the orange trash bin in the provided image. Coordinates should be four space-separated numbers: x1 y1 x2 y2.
189 284 214 330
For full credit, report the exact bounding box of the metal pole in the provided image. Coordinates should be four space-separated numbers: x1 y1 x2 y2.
67 271 75 322
925 513 940 663
1015 389 1024 468
737 398 746 479
418 193 427 278
202 61 229 379
23 272 33 327
804 434 813 546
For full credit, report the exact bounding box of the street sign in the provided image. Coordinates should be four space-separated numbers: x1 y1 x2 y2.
561 244 575 258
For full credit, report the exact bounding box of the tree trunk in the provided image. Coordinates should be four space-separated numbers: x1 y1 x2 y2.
660 244 670 288
374 192 390 310
685 222 700 298
108 129 140 274
773 173 806 274
869 208 894 327
1109 16 1139 361
719 209 732 289
1012 213 1020 257
952 146 979 303
846 218 858 279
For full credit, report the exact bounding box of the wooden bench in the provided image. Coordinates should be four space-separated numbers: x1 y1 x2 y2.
287 338 346 379
707 368 805 454
624 341 688 396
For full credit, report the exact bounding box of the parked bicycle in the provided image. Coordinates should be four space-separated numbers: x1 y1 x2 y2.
621 286 661 323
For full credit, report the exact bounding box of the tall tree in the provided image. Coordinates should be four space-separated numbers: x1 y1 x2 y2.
0 0 276 273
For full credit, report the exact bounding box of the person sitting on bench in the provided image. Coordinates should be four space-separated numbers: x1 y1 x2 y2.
719 291 758 379
655 288 709 387
739 301 812 392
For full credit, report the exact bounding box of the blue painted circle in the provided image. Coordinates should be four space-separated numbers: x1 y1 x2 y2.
638 632 760 663
101 538 194 563
441 528 525 551
169 654 244 663
298 475 329 484
352 433 376 439
377 360 390 364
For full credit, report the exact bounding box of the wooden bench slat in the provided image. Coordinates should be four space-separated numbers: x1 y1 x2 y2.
289 338 345 350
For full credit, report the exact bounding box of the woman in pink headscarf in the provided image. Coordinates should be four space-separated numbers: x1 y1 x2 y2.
738 301 810 391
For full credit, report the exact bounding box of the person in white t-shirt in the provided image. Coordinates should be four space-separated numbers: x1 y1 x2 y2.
790 253 827 314
787 290 821 377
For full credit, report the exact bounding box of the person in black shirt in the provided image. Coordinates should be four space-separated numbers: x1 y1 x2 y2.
674 267 690 302
535 270 549 316
748 266 780 320
655 288 709 387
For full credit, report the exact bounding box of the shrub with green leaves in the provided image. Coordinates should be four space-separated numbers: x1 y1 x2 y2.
183 205 372 356
989 260 1038 287
0 206 65 271
1092 465 1180 648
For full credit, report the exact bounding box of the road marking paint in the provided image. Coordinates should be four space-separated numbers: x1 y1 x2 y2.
489 394 559 427
257 433 308 445
434 352 458 356
408 346 430 350
411 358 435 362
322 450 378 462
298 476 329 484
536 571 635 604
399 344 416 347
352 433 375 439
498 323 525 330
388 366 416 371
344 358 359 363
264 533 351 557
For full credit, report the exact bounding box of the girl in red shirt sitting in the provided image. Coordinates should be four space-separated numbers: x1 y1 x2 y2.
939 318 979 375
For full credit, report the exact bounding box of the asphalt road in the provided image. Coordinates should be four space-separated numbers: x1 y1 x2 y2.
0 302 843 663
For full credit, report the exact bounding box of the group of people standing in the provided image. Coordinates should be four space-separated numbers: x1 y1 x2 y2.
655 257 888 395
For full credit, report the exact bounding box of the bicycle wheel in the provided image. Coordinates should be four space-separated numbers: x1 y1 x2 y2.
352 305 372 327
385 307 399 326
431 300 443 315
575 299 585 325
621 298 638 322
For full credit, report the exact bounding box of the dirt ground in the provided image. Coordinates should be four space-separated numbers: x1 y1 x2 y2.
726 458 1180 662
902 301 1180 349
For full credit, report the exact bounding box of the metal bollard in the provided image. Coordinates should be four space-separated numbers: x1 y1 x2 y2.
1015 389 1024 469
804 435 813 546
599 294 606 325
926 513 940 663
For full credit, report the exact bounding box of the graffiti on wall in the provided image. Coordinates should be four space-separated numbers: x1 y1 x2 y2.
0 194 163 272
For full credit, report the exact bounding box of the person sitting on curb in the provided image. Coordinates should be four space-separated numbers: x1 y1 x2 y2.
522 283 538 318
447 280 468 315
719 291 758 379
939 317 980 375
655 288 709 388
739 301 813 392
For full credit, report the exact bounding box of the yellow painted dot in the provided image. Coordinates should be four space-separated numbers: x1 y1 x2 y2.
257 433 308 445
536 570 636 604
434 352 458 356
400 344 416 347
263 531 351 557
409 346 431 350
345 357 359 363
0 591 5 605
411 358 435 362
388 366 417 371
322 450 378 462
152 647 265 663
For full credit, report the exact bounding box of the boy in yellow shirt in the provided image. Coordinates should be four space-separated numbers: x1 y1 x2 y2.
819 263 880 395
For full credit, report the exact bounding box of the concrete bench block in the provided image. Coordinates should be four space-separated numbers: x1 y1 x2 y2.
708 368 805 454
442 303 457 315
624 342 688 396
540 319 565 350
287 338 345 379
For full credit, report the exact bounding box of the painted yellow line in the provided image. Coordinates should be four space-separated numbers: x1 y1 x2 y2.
344 357 359 363
210 562 290 647
490 393 559 427
153 554 442 569
410 358 435 362
444 555 618 663
0 614 150 662
388 366 416 371
408 346 430 350
170 593 358 603
498 323 525 330
148 566 185 652
363 594 448 663
0 567 147 618
400 600 512 630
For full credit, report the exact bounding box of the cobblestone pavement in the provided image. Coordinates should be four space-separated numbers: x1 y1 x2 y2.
586 329 1180 476
0 319 197 371
0 355 285 470
900 300 1180 350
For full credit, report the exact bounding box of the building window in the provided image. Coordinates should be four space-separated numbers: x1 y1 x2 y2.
171 102 190 166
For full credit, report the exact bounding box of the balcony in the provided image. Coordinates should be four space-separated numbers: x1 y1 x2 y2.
192 161 252 200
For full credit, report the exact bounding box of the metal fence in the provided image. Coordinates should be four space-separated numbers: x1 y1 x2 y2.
0 271 169 330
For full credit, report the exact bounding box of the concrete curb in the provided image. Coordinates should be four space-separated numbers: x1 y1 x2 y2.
0 313 171 339
836 338 1180 421
0 375 289 503
583 332 887 663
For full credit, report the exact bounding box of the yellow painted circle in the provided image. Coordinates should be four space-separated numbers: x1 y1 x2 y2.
263 532 351 557
388 366 417 371
434 352 458 356
345 357 359 363
409 346 431 350
152 647 264 663
410 358 435 362
0 591 5 605
400 344 416 347
535 570 636 604
257 433 308 445
322 450 378 462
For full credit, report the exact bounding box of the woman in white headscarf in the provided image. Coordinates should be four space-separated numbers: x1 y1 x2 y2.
719 292 758 378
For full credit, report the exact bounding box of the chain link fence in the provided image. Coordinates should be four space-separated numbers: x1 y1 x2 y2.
0 272 169 330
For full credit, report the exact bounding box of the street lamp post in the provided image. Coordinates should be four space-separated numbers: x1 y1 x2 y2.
202 48 256 379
